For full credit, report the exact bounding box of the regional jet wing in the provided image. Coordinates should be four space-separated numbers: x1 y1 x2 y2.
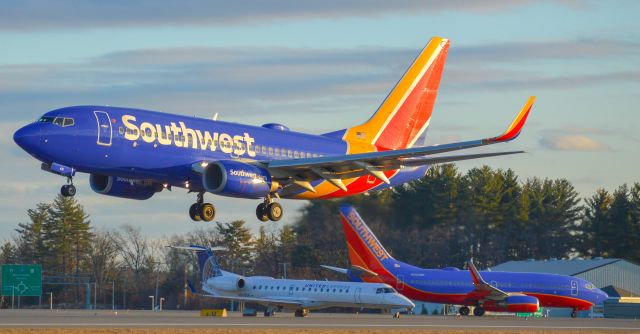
265 97 534 190
202 293 307 308
465 258 509 302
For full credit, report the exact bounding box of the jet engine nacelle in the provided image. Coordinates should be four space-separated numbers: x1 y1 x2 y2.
203 160 278 198
90 174 162 200
502 295 540 313
209 275 246 292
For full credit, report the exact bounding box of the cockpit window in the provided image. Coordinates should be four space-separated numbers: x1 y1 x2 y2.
376 287 397 294
38 116 74 127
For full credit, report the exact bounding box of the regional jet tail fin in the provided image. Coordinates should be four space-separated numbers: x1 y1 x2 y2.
343 36 450 151
169 245 227 282
338 205 394 274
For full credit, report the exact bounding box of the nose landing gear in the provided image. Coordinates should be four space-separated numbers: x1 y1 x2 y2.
256 194 283 222
61 177 76 197
189 192 215 222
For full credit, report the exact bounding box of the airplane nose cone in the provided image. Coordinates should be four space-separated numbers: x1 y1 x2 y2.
13 124 41 154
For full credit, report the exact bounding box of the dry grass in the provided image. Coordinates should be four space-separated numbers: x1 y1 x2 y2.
0 329 630 334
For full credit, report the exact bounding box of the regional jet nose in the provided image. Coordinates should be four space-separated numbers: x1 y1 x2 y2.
13 124 41 154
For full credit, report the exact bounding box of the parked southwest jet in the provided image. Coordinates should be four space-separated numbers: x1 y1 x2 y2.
172 245 414 317
13 36 535 222
324 205 608 318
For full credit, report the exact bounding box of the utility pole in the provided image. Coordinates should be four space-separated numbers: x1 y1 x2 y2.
154 266 160 311
94 282 97 309
48 292 53 310
183 265 188 307
122 273 127 309
11 285 14 309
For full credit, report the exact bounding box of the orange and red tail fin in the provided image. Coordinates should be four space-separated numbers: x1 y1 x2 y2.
339 205 393 272
344 36 449 152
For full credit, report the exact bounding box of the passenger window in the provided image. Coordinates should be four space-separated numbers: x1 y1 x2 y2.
274 148 280 156
119 127 124 135
294 151 299 158
287 149 293 158
262 146 267 155
268 147 274 155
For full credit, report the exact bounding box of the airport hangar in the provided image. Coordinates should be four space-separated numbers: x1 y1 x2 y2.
490 258 640 318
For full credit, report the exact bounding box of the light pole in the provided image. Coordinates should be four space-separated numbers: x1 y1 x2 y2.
148 296 155 311
279 262 290 279
111 281 115 311
160 297 165 311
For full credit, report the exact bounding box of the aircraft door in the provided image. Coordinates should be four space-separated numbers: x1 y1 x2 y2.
354 288 361 304
94 111 112 146
571 280 578 296
289 284 294 296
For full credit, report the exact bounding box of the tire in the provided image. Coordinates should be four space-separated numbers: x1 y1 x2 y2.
473 306 485 316
200 203 215 222
60 185 68 197
189 203 201 221
459 306 470 316
267 202 283 221
256 203 269 222
571 310 578 318
66 184 76 197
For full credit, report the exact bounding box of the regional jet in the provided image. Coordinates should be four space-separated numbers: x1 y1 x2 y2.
172 245 414 317
13 36 534 222
324 205 609 318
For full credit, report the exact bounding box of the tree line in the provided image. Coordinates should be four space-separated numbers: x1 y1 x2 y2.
1 164 638 309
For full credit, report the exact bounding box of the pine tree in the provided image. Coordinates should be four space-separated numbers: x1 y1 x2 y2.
14 203 50 264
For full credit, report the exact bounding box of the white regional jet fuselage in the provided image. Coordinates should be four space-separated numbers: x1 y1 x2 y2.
204 270 414 312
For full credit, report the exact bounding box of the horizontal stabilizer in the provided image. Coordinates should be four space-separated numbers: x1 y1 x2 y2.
320 265 349 275
351 265 379 278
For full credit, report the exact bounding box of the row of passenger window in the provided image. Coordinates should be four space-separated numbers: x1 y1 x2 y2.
253 285 350 294
254 145 323 159
38 116 75 127
409 279 569 290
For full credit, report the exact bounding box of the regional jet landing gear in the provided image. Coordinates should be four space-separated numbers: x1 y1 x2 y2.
60 177 76 197
256 194 283 222
189 192 215 222
294 308 309 317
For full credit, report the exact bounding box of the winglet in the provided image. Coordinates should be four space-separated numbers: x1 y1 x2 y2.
467 258 487 286
486 96 535 143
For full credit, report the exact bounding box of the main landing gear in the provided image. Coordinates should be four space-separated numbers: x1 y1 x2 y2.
189 192 215 222
458 305 485 316
255 195 283 222
459 306 470 316
294 308 309 317
571 309 578 318
60 177 76 197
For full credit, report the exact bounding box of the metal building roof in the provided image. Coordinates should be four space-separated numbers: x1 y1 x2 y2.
489 258 622 276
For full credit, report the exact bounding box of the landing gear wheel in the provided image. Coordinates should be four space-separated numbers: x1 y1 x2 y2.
200 203 215 222
294 308 308 317
571 309 578 318
459 306 470 316
267 202 283 221
256 203 269 222
473 306 485 316
61 184 76 197
189 203 202 221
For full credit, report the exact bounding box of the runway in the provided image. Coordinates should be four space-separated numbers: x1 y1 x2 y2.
0 310 639 332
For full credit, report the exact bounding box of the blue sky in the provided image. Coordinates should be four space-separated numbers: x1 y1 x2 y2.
1 0 639 239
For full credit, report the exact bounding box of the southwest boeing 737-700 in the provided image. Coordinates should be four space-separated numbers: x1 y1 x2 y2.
14 36 534 222
323 205 608 318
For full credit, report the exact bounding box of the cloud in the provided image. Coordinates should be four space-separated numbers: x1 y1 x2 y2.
0 0 551 32
539 135 608 151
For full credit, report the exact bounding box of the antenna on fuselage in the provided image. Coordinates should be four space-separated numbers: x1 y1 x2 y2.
212 113 219 121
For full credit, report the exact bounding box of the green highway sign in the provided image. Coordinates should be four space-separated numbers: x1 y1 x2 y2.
1 264 42 297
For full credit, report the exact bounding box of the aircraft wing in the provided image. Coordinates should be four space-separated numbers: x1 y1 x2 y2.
264 97 534 190
464 259 509 302
201 293 306 308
